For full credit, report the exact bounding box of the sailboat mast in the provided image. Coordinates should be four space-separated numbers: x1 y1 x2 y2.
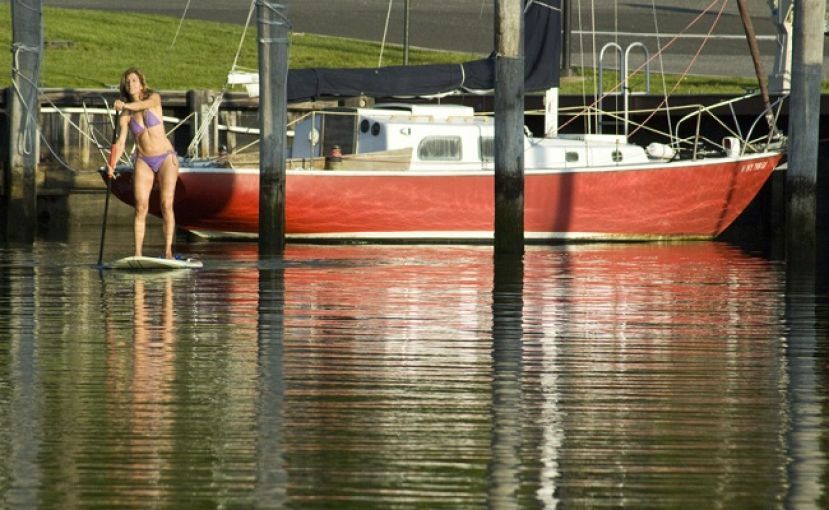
735 0 774 127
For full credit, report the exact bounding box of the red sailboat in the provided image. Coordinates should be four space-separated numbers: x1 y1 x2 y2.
104 0 786 242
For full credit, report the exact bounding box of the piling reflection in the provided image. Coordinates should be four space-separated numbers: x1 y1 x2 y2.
785 245 827 509
0 252 41 508
488 252 525 509
255 264 287 507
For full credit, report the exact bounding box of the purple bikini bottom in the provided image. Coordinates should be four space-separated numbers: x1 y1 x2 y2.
135 150 175 173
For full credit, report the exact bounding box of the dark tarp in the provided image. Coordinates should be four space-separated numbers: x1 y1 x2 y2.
286 0 561 102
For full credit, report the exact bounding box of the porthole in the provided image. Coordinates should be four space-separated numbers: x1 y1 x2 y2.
360 119 370 133
565 152 579 163
371 122 381 136
612 150 623 163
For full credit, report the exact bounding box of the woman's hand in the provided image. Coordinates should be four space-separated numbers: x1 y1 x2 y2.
114 99 126 111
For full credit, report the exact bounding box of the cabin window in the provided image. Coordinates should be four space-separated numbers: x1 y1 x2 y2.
565 151 579 163
612 150 623 162
418 136 462 161
480 137 494 162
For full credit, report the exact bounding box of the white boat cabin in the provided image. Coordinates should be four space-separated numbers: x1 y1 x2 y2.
289 103 655 171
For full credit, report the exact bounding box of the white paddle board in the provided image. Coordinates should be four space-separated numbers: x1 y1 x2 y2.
107 256 203 270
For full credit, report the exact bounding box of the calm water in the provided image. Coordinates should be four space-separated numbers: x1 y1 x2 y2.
1 228 827 509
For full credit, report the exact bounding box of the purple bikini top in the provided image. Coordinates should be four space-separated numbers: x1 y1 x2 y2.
129 110 162 136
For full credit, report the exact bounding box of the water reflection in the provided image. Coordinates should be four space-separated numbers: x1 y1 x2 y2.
785 248 827 509
130 275 175 498
0 238 826 508
489 252 525 509
1 252 41 509
102 273 180 504
256 265 287 507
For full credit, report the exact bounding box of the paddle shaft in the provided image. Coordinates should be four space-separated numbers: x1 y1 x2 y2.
96 177 111 266
97 110 120 266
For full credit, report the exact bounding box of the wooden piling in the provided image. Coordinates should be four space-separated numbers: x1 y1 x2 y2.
494 0 525 255
257 1 289 257
186 89 214 157
786 0 825 254
4 0 42 242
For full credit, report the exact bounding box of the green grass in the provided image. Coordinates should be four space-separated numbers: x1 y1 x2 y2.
0 4 786 95
0 5 471 91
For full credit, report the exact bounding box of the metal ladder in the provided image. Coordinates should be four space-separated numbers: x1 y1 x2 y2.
597 42 651 136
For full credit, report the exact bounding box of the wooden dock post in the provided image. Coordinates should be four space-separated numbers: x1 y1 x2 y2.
186 89 215 158
786 0 825 256
4 0 42 242
494 0 525 255
257 0 289 257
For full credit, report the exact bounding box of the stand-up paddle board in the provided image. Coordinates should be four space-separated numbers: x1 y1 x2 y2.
106 256 203 270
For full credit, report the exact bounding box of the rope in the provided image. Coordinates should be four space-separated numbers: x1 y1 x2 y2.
650 0 674 141
575 0 591 133
187 0 257 157
559 0 727 136
379 0 394 67
11 42 41 157
169 0 192 49
627 0 729 138
589 0 598 131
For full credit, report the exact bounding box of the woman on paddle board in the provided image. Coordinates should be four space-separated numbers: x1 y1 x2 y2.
107 67 179 259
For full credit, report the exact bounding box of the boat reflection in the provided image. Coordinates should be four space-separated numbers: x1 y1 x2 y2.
200 241 796 506
13 238 815 507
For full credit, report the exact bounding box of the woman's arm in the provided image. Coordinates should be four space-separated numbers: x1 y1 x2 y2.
114 92 161 113
106 112 132 177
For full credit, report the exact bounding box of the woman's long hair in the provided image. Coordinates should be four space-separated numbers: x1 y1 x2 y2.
119 67 153 101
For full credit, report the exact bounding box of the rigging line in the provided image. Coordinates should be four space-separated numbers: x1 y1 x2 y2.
525 0 561 13
379 0 394 67
560 0 724 133
477 0 487 50
628 0 730 138
575 0 590 134
258 0 290 23
613 0 620 135
12 0 39 13
188 0 256 156
170 0 192 49
573 30 775 41
81 100 111 166
231 0 257 73
650 0 674 141
39 128 83 174
590 0 598 132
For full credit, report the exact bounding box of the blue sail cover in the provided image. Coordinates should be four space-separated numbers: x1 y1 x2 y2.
287 0 561 102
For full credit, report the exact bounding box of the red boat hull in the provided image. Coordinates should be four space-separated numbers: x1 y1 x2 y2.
108 153 782 241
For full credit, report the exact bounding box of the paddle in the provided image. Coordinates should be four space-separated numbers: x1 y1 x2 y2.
97 108 120 267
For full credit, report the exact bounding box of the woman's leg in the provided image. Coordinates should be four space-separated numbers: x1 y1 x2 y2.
132 161 154 257
157 153 179 259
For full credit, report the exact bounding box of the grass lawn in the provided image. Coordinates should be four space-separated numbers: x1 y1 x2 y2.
0 4 783 95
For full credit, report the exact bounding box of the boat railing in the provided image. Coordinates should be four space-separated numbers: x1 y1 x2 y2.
673 92 787 158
